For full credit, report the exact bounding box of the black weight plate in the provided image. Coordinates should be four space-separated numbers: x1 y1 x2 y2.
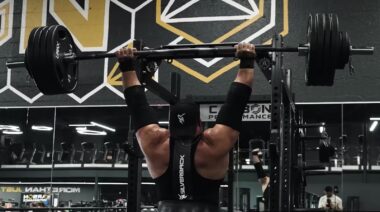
28 27 45 81
47 25 78 94
343 32 350 66
25 27 38 78
313 13 326 85
327 14 339 85
43 25 62 94
337 32 349 69
305 14 314 85
30 26 48 91
330 14 339 69
33 26 59 94
336 31 345 69
306 14 320 85
322 13 332 85
37 25 63 95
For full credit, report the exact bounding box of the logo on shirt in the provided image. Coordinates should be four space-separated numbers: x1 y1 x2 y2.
178 154 188 200
177 113 186 125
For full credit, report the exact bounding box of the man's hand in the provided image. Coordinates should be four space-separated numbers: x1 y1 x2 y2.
252 148 262 164
116 47 137 72
235 42 256 69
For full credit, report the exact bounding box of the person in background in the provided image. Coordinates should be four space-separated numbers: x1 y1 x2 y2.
318 186 343 211
251 139 270 210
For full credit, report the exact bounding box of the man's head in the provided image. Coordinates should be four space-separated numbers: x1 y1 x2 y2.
324 186 333 197
169 100 201 139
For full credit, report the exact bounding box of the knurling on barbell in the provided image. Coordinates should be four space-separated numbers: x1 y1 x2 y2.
5 13 374 95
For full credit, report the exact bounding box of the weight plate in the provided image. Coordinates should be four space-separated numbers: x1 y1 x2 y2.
336 31 345 69
312 13 326 85
37 25 64 95
28 27 45 81
327 14 339 85
25 27 38 79
48 25 78 94
305 14 313 85
321 13 332 85
306 14 319 85
33 26 61 94
343 32 350 67
30 26 49 92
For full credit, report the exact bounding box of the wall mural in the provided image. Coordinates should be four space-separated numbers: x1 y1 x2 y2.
1 0 378 106
0 0 287 106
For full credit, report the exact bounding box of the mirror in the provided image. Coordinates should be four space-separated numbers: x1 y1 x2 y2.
341 104 380 211
0 108 56 209
299 104 344 210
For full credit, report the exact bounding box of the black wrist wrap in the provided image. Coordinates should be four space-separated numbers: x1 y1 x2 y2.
119 58 136 72
215 82 252 132
240 58 255 69
124 85 158 130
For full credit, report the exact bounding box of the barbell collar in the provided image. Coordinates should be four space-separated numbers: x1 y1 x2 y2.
350 46 374 55
298 44 309 56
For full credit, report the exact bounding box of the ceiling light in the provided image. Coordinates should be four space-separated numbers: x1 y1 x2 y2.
245 158 250 164
76 127 107 136
90 121 115 132
32 125 53 131
159 121 169 126
69 124 94 127
3 130 23 135
0 125 19 130
370 117 380 121
370 121 378 132
319 126 325 133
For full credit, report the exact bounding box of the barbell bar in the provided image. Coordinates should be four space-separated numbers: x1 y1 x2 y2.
4 13 374 94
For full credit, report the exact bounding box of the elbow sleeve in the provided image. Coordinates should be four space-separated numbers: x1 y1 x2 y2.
124 85 158 130
215 82 252 131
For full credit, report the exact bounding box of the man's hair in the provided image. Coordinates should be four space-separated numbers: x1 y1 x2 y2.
325 186 333 192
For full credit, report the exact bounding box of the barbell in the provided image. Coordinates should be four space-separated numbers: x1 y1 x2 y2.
6 13 374 95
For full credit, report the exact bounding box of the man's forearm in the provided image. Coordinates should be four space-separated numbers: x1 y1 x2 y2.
234 68 254 87
122 71 141 89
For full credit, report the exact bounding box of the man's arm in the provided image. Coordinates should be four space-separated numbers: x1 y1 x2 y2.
337 196 343 211
252 150 270 192
318 197 324 208
204 43 255 157
116 47 167 151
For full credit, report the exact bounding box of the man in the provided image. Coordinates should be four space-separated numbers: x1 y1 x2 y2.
251 139 270 210
116 42 255 211
318 186 343 211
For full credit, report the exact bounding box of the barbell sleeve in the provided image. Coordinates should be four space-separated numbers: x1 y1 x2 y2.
350 46 375 55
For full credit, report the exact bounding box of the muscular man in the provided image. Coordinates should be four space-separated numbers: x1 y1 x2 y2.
251 139 270 210
116 42 255 212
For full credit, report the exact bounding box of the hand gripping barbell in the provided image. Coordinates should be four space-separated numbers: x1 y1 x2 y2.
6 13 374 95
